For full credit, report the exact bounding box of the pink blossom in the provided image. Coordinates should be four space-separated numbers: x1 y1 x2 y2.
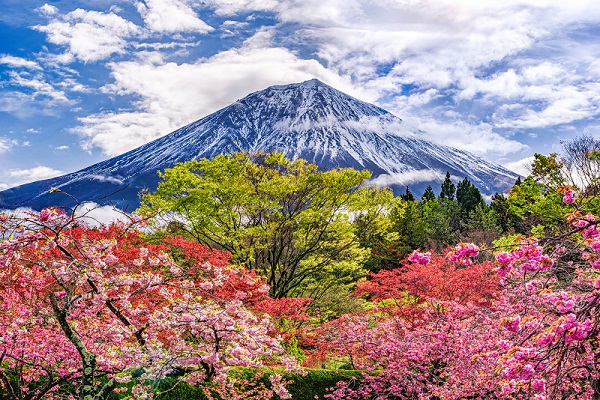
563 188 574 204
408 250 431 265
496 251 512 264
38 208 52 222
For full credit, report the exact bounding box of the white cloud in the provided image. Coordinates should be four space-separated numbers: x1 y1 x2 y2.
88 174 124 184
136 0 213 34
7 166 64 181
2 166 64 189
55 145 70 150
504 156 534 177
8 71 70 103
0 55 42 70
369 169 444 187
73 202 132 226
38 4 58 16
0 137 16 154
401 117 529 158
35 8 140 62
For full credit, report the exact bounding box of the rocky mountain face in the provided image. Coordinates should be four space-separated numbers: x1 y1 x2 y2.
0 79 518 211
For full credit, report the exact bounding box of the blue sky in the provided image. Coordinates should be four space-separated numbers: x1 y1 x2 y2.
1 0 599 190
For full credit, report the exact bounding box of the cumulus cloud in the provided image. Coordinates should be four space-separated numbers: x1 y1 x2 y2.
17 0 600 167
0 55 42 70
35 7 140 62
1 166 64 189
136 0 213 33
504 156 534 177
8 71 70 103
73 202 131 226
401 117 529 158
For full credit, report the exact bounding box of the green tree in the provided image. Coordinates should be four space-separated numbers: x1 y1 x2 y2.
391 199 427 255
422 198 460 252
439 172 456 200
400 186 415 201
507 176 564 235
490 192 518 233
462 203 502 247
456 177 485 220
421 185 436 202
353 192 400 272
138 152 377 301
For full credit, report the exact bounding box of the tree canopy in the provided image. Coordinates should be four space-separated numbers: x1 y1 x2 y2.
139 152 389 301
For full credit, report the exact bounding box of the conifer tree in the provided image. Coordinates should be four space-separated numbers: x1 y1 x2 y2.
440 172 456 200
421 185 435 202
401 186 415 201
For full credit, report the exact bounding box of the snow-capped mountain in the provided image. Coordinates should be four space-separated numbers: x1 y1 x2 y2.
0 79 518 211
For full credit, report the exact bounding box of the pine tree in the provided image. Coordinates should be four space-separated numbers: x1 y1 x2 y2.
440 172 456 200
421 185 435 202
401 186 415 201
456 177 485 216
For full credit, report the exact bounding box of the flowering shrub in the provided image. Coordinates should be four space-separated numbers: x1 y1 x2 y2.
0 208 296 399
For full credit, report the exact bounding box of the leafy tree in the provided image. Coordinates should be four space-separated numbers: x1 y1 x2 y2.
514 176 522 186
490 192 518 232
421 185 435 202
530 152 565 189
508 175 565 235
439 171 456 200
324 189 600 398
355 253 499 306
139 152 376 301
352 191 400 272
461 203 502 246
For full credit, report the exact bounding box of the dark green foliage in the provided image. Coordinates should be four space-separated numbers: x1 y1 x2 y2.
422 198 460 252
400 186 415 201
456 177 485 217
421 185 435 202
439 172 456 200
514 176 522 186
391 200 427 255
105 369 363 400
490 193 518 233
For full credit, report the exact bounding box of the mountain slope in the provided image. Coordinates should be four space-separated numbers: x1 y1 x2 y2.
0 79 518 210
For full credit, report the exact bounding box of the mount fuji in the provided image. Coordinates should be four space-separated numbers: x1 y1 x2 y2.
0 79 518 211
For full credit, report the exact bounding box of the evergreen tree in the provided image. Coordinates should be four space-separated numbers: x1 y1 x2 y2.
391 200 426 255
401 186 415 202
421 185 436 202
422 198 460 252
440 172 456 200
456 177 485 218
514 176 522 186
490 192 518 232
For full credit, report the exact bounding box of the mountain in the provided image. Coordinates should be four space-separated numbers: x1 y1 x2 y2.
0 79 518 211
